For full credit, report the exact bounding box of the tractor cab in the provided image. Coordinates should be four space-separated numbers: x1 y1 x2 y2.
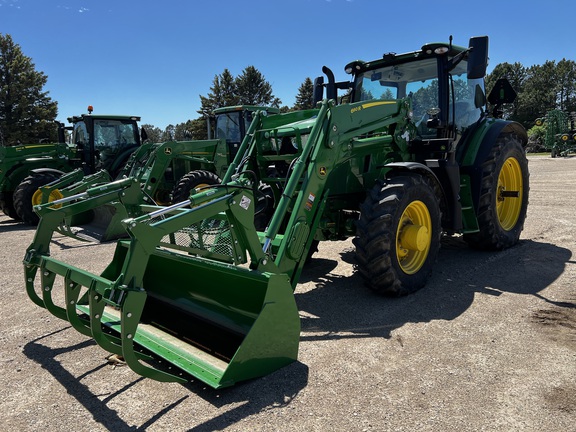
345 36 489 148
68 107 145 178
213 105 280 160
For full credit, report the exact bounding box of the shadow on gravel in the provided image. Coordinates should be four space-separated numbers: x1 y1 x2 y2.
23 327 309 431
180 362 309 432
20 238 570 431
0 219 34 232
296 238 572 341
23 328 181 432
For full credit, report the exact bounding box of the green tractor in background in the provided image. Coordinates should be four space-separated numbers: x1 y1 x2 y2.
534 110 576 157
0 107 145 224
0 138 75 220
35 105 278 241
24 36 529 388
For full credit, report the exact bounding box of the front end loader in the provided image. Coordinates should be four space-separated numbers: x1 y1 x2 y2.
33 105 278 242
24 36 529 387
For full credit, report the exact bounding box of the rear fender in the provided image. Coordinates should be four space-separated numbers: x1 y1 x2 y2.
458 119 527 168
458 119 527 213
106 145 140 179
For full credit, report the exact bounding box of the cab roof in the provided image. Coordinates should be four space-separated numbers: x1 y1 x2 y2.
344 41 468 75
67 114 141 123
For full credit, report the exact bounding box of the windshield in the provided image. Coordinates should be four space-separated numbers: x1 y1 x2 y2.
72 119 138 149
354 59 439 136
215 112 242 143
354 57 484 135
93 120 139 149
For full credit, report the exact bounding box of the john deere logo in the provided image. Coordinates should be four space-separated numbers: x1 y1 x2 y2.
164 147 172 155
319 167 327 176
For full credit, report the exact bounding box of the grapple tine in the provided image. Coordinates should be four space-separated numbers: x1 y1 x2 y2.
64 278 92 338
120 290 187 384
40 268 67 321
24 265 44 309
88 288 124 357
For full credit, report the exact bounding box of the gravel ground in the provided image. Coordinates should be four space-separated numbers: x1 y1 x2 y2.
0 155 575 431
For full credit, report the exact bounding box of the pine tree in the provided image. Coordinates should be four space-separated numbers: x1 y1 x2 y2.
235 66 279 107
293 77 314 110
0 33 58 145
187 117 209 140
198 68 238 116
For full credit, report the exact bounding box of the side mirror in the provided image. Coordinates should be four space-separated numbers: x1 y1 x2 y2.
140 127 148 143
313 76 324 105
467 36 489 79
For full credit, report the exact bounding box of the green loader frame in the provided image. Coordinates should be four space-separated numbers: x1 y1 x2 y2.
24 36 529 388
33 106 278 242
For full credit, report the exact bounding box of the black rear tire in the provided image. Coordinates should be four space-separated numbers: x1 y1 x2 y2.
464 133 529 250
354 174 441 296
14 172 61 225
171 170 221 203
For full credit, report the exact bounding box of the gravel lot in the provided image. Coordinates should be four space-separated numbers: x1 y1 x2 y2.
1 155 575 431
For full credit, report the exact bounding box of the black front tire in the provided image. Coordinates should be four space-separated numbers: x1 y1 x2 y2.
354 174 441 296
464 133 529 250
171 170 221 203
14 172 60 225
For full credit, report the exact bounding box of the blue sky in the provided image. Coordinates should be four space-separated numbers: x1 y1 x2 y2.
1 0 575 129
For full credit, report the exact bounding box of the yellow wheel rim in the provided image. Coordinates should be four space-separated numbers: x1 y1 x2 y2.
32 188 64 209
187 182 212 208
497 157 523 231
396 200 432 275
194 182 211 192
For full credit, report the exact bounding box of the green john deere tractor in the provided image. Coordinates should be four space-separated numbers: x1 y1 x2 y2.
34 105 278 241
0 138 74 220
0 107 145 225
24 36 529 388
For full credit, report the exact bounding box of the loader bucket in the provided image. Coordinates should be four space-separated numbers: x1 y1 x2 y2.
24 240 300 388
25 181 301 388
102 242 300 387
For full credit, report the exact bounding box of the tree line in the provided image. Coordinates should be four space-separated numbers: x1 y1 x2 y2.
1 32 574 145
142 71 315 143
